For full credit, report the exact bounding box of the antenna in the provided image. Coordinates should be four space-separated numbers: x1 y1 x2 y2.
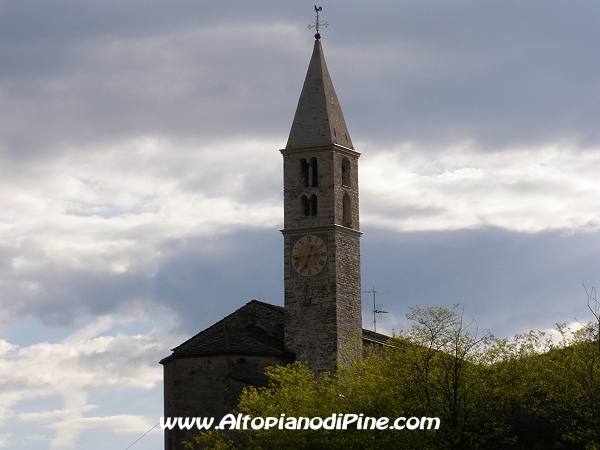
363 287 388 333
308 5 328 40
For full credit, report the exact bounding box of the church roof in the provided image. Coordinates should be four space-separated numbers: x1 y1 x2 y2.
285 39 354 150
160 300 391 363
160 300 290 363
168 323 289 358
362 329 392 346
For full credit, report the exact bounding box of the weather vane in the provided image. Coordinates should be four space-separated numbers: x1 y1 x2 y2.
308 5 328 40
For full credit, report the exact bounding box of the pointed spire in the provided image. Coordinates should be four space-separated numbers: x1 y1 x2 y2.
286 39 354 150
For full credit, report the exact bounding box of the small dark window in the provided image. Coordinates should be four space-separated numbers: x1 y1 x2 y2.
343 193 351 227
342 158 351 187
300 157 318 188
300 158 309 187
309 157 318 187
301 194 318 216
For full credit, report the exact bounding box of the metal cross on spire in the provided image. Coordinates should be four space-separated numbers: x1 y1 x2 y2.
308 5 328 40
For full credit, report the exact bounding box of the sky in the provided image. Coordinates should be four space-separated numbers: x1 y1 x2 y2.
2 1 600 449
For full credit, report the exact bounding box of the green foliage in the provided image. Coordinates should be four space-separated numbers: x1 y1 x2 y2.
191 302 600 450
183 430 236 450
236 362 344 450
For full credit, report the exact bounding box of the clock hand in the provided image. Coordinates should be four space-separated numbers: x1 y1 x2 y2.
305 246 317 264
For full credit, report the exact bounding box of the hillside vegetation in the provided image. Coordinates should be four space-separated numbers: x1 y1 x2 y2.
188 301 600 450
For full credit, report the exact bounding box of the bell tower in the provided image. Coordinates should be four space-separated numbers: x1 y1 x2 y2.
282 33 362 374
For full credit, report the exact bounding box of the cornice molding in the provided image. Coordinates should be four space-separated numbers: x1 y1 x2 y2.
280 144 360 158
280 224 362 238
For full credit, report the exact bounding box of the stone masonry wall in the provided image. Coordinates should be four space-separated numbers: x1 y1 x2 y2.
163 353 288 450
282 145 360 231
334 232 362 363
282 143 362 375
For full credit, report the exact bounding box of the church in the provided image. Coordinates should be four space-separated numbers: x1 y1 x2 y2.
160 29 389 449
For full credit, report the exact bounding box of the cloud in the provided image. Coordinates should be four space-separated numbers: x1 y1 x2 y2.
328 1 600 150
63 316 115 344
0 135 282 326
0 15 306 156
360 226 600 339
0 316 173 449
3 124 599 335
2 3 600 447
3 1 600 160
361 143 600 233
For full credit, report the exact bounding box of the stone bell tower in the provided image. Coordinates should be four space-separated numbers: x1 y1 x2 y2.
282 34 362 374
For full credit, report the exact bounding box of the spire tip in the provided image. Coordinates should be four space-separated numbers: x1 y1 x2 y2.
308 5 327 39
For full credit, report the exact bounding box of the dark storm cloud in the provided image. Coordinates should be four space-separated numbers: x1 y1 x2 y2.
3 1 600 161
153 230 284 334
11 224 596 339
0 229 284 333
0 1 307 158
1 1 598 332
7 3 600 448
23 224 598 339
361 226 600 338
2 263 158 327
329 1 600 149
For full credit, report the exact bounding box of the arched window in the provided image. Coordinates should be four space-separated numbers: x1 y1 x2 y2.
301 194 318 217
309 157 318 187
343 193 351 227
300 157 318 188
341 158 351 187
300 158 309 188
301 195 309 216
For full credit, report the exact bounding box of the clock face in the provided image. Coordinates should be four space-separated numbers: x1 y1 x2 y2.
291 235 328 276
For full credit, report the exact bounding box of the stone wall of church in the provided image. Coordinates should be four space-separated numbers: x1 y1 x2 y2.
163 353 288 450
283 228 362 374
282 143 362 375
282 148 336 229
334 232 363 363
332 151 360 230
281 148 360 230
283 264 339 373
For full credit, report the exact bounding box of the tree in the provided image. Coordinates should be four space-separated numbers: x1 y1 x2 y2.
185 302 600 449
